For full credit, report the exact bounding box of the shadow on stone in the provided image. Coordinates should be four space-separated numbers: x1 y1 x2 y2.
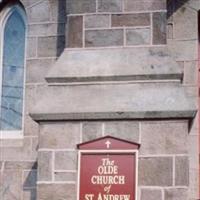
56 0 66 57
23 162 37 200
167 0 189 19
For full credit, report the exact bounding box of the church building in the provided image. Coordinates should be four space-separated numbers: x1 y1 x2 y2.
0 0 199 200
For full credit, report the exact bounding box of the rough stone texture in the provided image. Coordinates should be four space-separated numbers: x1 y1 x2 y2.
168 39 198 61
189 168 199 199
173 6 197 40
165 188 188 200
38 151 52 181
82 122 103 142
98 0 122 12
25 84 48 120
187 0 200 11
54 172 77 182
39 122 80 149
0 139 25 148
66 0 96 14
126 28 150 45
28 23 66 37
30 83 196 121
124 0 166 11
23 170 37 188
67 16 83 48
139 157 173 186
25 85 37 113
112 13 150 27
167 23 173 39
20 0 38 8
37 184 76 200
140 121 188 154
140 189 162 200
1 1 198 199
188 133 199 175
27 37 37 58
0 137 34 161
0 170 22 200
85 14 110 28
23 189 37 200
183 61 198 85
26 58 56 83
49 0 66 23
4 161 37 170
175 156 189 186
85 29 123 47
24 114 39 136
153 12 167 44
38 36 65 57
104 121 139 142
55 151 77 170
27 1 51 23
46 47 182 83
31 137 39 160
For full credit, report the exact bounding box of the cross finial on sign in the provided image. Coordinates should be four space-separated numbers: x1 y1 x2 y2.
105 140 111 149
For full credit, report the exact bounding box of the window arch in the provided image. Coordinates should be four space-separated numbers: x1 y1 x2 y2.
0 4 26 138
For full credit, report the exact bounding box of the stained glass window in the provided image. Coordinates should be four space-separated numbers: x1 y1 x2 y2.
0 8 26 131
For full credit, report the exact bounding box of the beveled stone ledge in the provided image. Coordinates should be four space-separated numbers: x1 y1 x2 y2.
45 47 183 83
30 110 196 122
30 83 196 122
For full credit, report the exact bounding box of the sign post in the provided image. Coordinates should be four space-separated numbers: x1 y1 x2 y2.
77 136 140 200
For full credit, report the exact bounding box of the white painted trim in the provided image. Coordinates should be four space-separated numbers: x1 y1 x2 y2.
135 150 138 200
79 150 138 153
77 151 81 200
0 4 27 139
77 149 139 200
0 130 23 139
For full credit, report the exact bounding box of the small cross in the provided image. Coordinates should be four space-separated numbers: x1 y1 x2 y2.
105 140 111 149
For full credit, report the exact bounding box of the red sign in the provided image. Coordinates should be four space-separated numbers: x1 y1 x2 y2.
77 136 140 200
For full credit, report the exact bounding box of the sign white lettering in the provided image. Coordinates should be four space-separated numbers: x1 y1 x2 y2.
84 158 130 200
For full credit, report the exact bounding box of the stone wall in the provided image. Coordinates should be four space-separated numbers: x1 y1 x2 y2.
66 0 167 48
0 0 199 200
167 0 200 199
37 120 190 200
0 0 66 199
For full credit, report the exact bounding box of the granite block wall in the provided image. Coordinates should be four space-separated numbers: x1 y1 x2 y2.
66 0 167 48
0 0 199 200
167 0 200 199
36 120 190 200
0 0 66 199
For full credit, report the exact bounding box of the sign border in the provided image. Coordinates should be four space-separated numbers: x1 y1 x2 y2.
77 149 138 200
